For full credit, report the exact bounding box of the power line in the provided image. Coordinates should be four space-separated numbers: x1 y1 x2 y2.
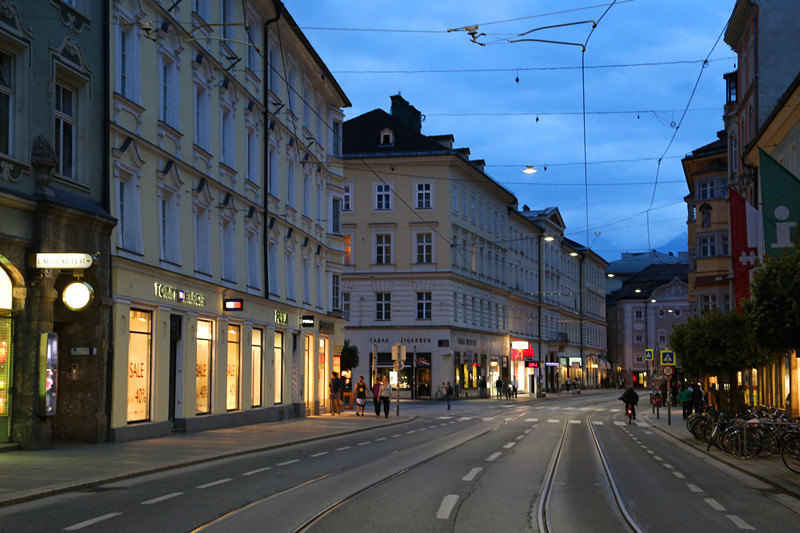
424 107 718 117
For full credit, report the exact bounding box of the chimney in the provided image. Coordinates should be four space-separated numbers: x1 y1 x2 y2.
522 204 530 212
390 94 422 133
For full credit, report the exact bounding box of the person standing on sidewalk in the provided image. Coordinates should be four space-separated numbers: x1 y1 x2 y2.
371 378 382 417
496 378 503 399
329 372 343 415
379 376 392 418
692 382 704 414
445 381 453 410
679 383 693 419
512 376 518 398
354 376 368 416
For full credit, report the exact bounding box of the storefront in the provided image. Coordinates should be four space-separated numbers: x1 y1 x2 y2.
510 339 537 395
0 265 13 443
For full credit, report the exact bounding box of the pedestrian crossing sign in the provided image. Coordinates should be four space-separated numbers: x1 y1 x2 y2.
644 349 653 361
660 350 676 366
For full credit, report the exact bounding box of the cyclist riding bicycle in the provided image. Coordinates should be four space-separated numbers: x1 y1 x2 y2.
620 386 639 420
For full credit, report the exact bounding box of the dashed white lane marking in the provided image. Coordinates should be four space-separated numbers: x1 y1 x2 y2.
654 456 663 461
644 431 653 434
242 466 273 475
418 428 427 432
487 452 502 462
635 421 648 427
772 493 800 514
614 421 626 426
64 513 123 531
646 450 654 454
547 419 559 423
569 420 581 425
310 452 328 458
672 472 685 479
503 417 514 422
436 495 459 519
336 446 352 451
376 437 387 442
407 430 417 434
278 459 300 466
198 478 232 489
438 416 452 420
357 441 371 446
503 442 516 449
392 434 402 438
662 463 674 469
524 429 532 434
705 498 726 511
687 484 704 493
142 492 184 505
428 425 437 429
516 435 525 440
525 418 538 422
564 407 576 410
591 421 604 425
484 417 495 421
726 515 755 530
532 424 539 429
610 409 621 412
463 467 483 481
579 407 592 411
458 417 471 421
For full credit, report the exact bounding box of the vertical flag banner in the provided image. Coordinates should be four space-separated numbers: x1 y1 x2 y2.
759 148 800 259
729 187 762 305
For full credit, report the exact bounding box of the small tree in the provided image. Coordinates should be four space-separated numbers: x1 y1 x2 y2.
340 340 359 372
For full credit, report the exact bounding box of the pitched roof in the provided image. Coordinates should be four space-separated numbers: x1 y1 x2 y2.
343 109 453 156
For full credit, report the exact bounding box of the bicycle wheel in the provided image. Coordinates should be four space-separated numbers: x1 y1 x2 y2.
782 435 800 474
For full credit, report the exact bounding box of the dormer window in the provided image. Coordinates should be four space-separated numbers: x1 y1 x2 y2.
379 128 395 147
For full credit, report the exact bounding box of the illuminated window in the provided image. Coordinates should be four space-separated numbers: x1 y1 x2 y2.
251 328 263 407
274 331 283 404
127 309 151 423
226 324 240 411
196 319 214 414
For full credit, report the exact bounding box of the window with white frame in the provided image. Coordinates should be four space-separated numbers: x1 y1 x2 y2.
494 210 499 234
452 185 458 212
331 119 341 156
375 183 391 210
416 232 433 264
376 292 391 321
315 100 324 141
462 190 467 217
0 51 13 156
479 202 484 227
117 170 142 253
246 127 258 184
302 83 311 130
220 103 234 167
343 183 352 211
54 83 76 179
159 187 180 264
302 171 311 217
194 202 211 274
268 142 279 196
379 128 394 146
634 309 642 319
331 274 340 310
267 42 279 93
116 19 140 101
267 240 279 295
193 0 209 20
246 22 258 72
315 264 323 309
316 182 323 225
159 54 178 126
416 182 432 209
246 227 260 288
220 215 236 281
699 180 714 200
286 158 296 208
416 292 432 320
221 0 234 41
471 195 476 221
342 291 350 320
302 257 310 303
286 250 296 300
194 80 210 150
286 65 296 111
331 198 341 234
452 236 458 268
375 233 391 264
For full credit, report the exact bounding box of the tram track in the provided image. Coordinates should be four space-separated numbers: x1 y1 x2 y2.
536 413 643 533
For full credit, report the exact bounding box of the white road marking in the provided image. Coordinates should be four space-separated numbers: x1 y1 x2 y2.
564 407 576 410
635 421 648 427
672 472 685 479
310 452 328 457
662 463 674 469
278 459 300 466
64 513 123 531
436 495 459 519
418 428 426 432
357 441 371 446
705 498 726 511
644 431 653 434
654 456 663 461
462 467 483 481
438 416 452 419
532 424 539 428
458 417 471 421
407 430 417 434
503 417 514 422
524 429 532 434
503 442 516 449
242 466 273 475
569 420 581 424
487 452 502 461
428 425 437 429
591 421 604 425
376 437 387 442
142 492 183 505
525 418 539 422
336 446 352 451
609 408 621 412
515 435 525 440
687 484 704 493
579 407 592 411
772 493 800 514
484 417 495 421
613 421 626 426
198 478 232 489
547 419 559 423
646 450 654 454
726 515 755 530
392 434 401 438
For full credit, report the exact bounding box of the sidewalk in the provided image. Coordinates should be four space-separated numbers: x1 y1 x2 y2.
0 411 413 507
641 407 800 500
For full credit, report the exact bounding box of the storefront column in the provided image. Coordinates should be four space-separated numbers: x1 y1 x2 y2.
241 322 253 410
213 318 229 415
266 326 276 407
153 307 172 422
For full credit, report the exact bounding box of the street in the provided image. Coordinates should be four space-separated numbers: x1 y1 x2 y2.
1 391 798 532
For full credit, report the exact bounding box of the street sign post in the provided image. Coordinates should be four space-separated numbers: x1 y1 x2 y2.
662 366 674 377
660 350 676 366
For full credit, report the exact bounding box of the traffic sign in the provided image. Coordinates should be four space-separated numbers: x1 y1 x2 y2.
660 350 676 366
644 349 654 361
662 366 674 377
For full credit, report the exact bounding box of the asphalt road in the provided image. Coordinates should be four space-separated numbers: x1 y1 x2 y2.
2 392 799 532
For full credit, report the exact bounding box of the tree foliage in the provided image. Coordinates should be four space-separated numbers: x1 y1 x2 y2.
744 244 800 356
670 309 772 376
340 340 359 371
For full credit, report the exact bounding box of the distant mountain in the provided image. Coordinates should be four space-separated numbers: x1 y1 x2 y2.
658 231 688 254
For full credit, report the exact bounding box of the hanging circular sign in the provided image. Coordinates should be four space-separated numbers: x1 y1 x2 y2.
62 281 94 311
662 366 674 377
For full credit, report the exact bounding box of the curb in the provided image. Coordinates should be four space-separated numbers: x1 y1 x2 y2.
0 416 416 508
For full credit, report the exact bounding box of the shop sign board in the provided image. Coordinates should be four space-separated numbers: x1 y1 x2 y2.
275 310 288 325
35 253 93 269
301 315 315 328
224 298 244 311
438 339 449 347
319 321 335 335
154 282 205 307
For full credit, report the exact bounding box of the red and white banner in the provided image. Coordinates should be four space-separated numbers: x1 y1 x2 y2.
728 187 763 307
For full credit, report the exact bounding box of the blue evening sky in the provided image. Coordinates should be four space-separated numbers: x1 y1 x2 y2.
282 0 736 262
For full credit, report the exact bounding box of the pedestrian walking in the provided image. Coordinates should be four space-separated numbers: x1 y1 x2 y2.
708 383 719 409
371 378 382 416
329 372 343 415
479 377 487 398
354 376 368 416
512 376 518 398
379 377 392 418
496 378 503 399
679 383 693 419
445 381 453 410
692 382 704 413
564 378 571 392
